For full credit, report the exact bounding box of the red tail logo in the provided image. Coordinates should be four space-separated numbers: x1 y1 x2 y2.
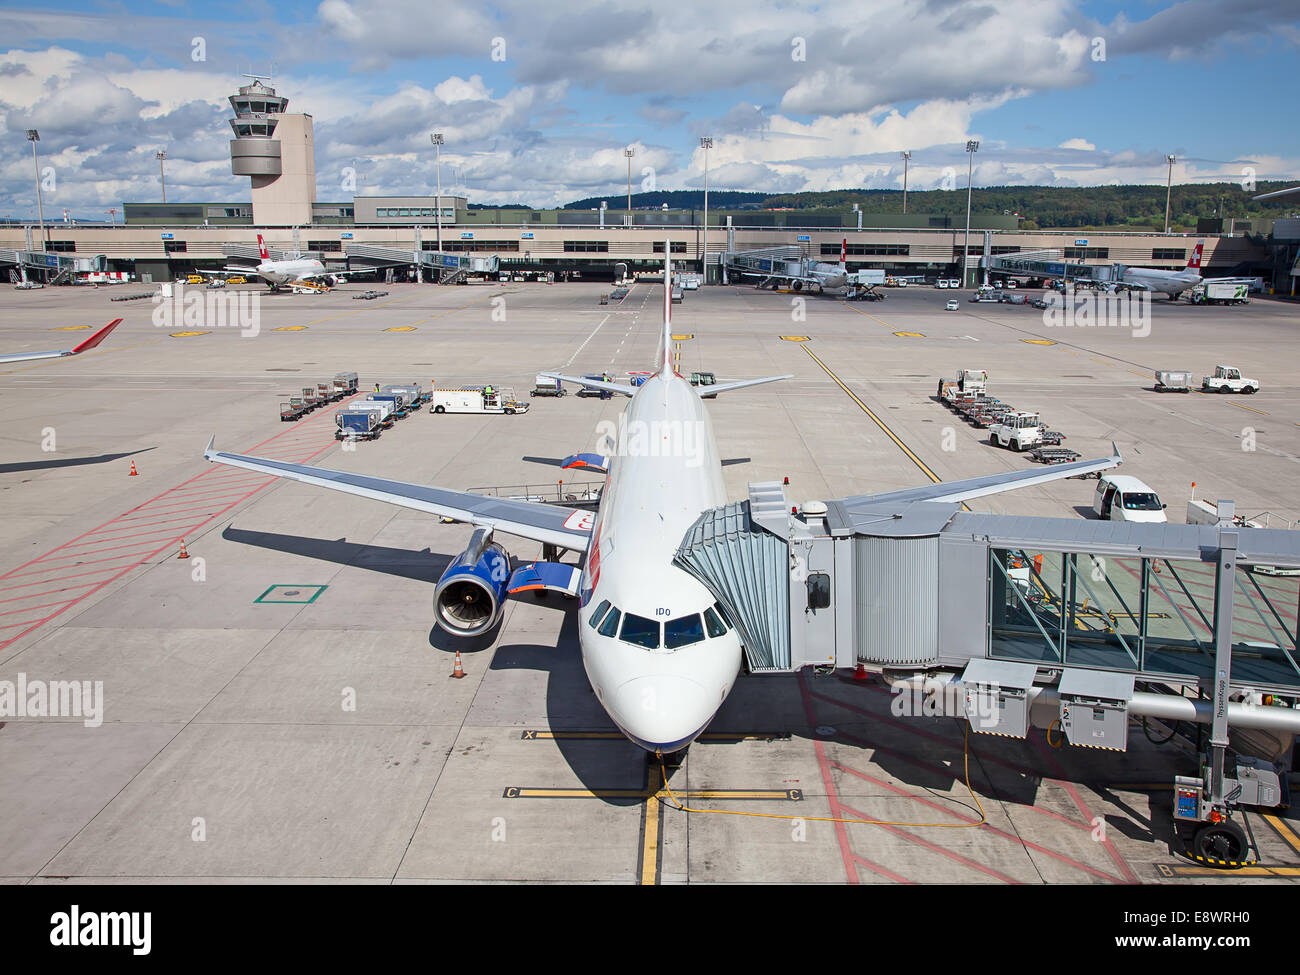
257 234 269 261
841 238 847 265
1186 241 1203 270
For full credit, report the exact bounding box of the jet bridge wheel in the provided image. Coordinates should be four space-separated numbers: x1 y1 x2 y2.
1191 820 1249 867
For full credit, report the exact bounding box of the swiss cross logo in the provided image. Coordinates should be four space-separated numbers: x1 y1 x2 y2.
563 510 595 532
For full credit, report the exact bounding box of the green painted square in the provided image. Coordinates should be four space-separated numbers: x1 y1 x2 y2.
255 584 328 605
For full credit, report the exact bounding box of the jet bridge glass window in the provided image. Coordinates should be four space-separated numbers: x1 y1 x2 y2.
588 599 611 628
807 573 831 610
664 614 705 649
619 613 661 649
597 607 621 638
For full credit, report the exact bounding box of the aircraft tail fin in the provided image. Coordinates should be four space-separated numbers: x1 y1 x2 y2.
1186 241 1204 270
257 234 269 261
659 240 674 375
841 237 847 266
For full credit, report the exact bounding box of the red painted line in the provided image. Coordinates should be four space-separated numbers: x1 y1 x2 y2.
0 582 101 605
63 525 200 551
39 538 178 563
0 550 165 582
0 596 80 619
1031 737 1139 884
850 853 913 884
85 513 238 537
837 800 1022 883
798 672 860 884
831 759 1122 882
0 562 139 592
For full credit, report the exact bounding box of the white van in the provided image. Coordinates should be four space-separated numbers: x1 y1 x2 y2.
1093 475 1167 523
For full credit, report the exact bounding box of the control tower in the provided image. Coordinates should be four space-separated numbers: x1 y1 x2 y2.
228 77 315 226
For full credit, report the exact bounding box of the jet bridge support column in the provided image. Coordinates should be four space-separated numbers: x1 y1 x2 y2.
1208 513 1239 810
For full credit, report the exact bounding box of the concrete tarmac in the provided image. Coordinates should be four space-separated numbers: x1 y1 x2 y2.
1 278 1297 883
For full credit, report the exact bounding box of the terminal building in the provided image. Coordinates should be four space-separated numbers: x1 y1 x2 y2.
0 77 1295 291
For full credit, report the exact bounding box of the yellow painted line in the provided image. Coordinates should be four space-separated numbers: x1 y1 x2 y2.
51 325 91 331
803 346 942 485
505 788 648 799
640 791 662 885
1090 356 1115 366
780 335 810 342
844 306 898 331
384 326 417 332
520 730 787 742
1021 339 1056 346
521 731 626 740
1127 369 1149 379
671 333 693 340
169 331 208 337
1263 813 1300 856
893 330 925 338
1225 401 1269 416
273 326 308 332
1162 865 1295 877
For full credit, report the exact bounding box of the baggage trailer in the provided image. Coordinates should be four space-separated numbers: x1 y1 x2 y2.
380 382 426 407
430 386 529 415
316 382 338 404
367 391 413 418
1154 370 1192 393
335 406 384 441
332 372 359 396
340 399 394 429
280 397 310 422
301 386 324 410
531 374 566 397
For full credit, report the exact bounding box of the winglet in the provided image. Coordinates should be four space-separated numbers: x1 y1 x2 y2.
204 435 216 459
1112 440 1122 464
69 318 123 355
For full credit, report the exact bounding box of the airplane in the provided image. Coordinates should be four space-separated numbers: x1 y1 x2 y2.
1114 241 1204 299
203 244 1121 757
0 318 123 364
199 235 353 292
745 238 849 293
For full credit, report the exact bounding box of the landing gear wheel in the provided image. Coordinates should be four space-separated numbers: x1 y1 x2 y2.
1192 820 1248 866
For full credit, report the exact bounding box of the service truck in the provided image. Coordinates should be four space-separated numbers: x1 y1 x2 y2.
430 386 529 415
1189 282 1249 306
1202 365 1259 394
988 411 1048 451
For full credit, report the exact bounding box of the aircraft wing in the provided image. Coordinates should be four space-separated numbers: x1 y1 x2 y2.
839 443 1122 507
540 372 637 397
203 439 594 552
0 318 123 364
702 375 793 395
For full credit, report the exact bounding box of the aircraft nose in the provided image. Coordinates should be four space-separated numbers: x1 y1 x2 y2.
611 675 714 752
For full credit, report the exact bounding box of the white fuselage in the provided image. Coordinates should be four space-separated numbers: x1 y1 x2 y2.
1120 266 1201 297
255 257 327 287
809 262 847 290
577 370 742 753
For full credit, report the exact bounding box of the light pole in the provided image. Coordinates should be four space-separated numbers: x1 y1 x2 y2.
106 208 117 227
901 150 911 214
431 133 444 254
26 130 46 250
625 147 635 223
156 149 167 204
1164 154 1176 234
700 136 712 279
961 140 978 288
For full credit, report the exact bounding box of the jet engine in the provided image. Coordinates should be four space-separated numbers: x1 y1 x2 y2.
434 527 510 636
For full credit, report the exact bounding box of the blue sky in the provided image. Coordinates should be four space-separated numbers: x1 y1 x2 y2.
0 0 1296 215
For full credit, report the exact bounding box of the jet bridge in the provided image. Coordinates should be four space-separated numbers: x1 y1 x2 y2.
984 249 1119 286
676 483 1300 863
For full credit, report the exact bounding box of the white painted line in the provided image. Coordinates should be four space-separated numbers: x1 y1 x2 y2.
560 313 610 369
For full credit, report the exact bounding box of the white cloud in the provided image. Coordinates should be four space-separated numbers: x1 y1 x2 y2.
1059 138 1096 151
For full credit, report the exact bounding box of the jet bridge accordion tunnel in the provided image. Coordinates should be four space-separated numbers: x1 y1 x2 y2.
674 482 1300 756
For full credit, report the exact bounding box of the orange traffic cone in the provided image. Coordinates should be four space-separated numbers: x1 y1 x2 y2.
129 461 138 476
853 663 869 682
177 539 189 559
450 651 466 679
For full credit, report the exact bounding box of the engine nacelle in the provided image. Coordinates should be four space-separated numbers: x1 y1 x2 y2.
434 528 510 636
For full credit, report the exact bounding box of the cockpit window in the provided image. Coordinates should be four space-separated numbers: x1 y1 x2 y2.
597 607 621 638
619 613 661 649
703 608 727 639
588 599 611 628
713 601 734 629
664 614 705 649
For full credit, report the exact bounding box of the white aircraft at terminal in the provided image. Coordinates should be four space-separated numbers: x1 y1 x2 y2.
204 234 352 291
1115 240 1205 298
745 238 849 293
204 246 1121 756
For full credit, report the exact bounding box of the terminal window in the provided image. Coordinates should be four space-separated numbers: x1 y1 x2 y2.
1152 248 1186 261
163 240 188 253
564 241 610 253
46 240 75 252
1064 247 1109 260
823 244 910 256
652 242 687 253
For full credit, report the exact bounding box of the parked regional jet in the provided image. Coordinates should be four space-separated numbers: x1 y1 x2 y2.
745 238 849 293
0 318 122 364
204 246 1120 756
1116 241 1204 299
205 235 353 291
